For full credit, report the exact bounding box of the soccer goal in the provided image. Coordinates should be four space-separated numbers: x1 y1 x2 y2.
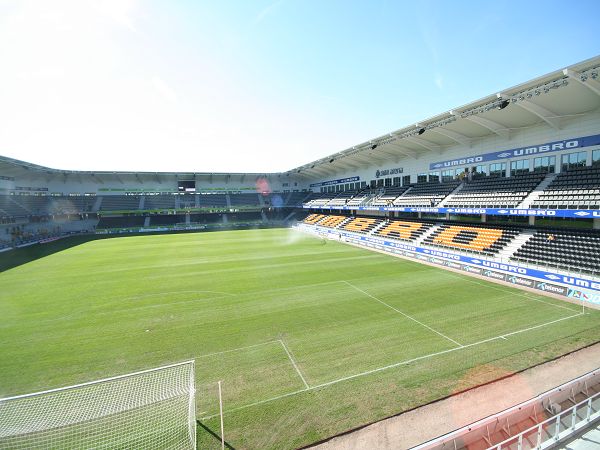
0 360 196 450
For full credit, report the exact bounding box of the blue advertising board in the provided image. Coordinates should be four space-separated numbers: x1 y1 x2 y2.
309 176 360 188
302 224 600 296
429 133 600 170
303 204 600 219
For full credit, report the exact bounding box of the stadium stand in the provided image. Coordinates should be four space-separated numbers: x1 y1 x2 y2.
97 216 146 229
198 194 228 208
189 213 224 224
50 196 96 214
227 212 264 223
99 195 141 211
178 194 197 209
0 195 32 217
326 189 359 207
345 188 372 206
423 223 520 255
531 166 600 209
144 194 177 210
302 213 326 224
511 229 600 276
342 216 379 233
229 193 261 207
303 192 336 208
285 192 311 207
318 215 350 228
12 196 50 215
375 219 434 242
443 173 545 208
149 215 185 226
370 185 410 206
392 181 461 207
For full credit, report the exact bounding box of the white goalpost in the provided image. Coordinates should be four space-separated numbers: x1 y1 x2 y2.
0 360 196 450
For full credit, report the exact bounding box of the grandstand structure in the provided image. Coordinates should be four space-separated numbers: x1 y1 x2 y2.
1 56 600 449
1 56 600 294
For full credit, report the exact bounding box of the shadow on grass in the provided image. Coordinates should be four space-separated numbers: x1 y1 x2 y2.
197 421 237 450
0 235 104 273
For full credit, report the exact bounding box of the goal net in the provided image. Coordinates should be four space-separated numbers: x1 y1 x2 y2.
0 360 196 450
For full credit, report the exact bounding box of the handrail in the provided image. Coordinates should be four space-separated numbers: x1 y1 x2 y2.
487 390 600 449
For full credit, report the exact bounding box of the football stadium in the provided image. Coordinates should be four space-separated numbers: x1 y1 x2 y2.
2 4 600 450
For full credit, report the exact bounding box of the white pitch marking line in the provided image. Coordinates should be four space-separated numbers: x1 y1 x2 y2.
196 340 280 359
342 280 464 348
199 311 584 420
279 339 310 389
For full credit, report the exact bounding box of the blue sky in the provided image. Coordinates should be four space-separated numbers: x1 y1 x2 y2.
0 0 599 173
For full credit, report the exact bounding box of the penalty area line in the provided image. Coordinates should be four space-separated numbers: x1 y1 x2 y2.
279 339 310 389
199 311 584 420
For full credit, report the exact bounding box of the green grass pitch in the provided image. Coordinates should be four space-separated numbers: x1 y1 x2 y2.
1 228 599 449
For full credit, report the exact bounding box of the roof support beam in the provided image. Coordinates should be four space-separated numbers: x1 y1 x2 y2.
347 153 376 167
376 149 403 163
430 128 472 147
309 166 334 177
563 68 600 96
334 160 360 171
462 115 510 139
386 142 418 159
405 136 441 153
516 100 561 129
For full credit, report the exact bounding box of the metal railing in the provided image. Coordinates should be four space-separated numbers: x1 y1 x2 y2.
488 391 600 450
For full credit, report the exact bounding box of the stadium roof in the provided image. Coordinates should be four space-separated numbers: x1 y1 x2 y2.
287 55 600 179
0 154 271 180
2 56 599 181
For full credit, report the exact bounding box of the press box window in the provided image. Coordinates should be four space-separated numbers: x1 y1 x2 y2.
592 149 600 167
561 151 586 171
533 156 556 173
489 163 506 177
510 159 529 176
442 170 454 182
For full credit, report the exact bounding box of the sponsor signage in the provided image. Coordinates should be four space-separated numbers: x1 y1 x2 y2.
483 270 506 281
535 282 568 296
14 186 49 192
304 204 600 219
309 176 360 188
298 224 600 295
375 167 403 178
429 134 600 170
508 275 535 288
446 261 463 270
463 265 482 274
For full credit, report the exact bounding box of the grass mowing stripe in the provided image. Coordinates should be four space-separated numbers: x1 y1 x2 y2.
342 280 464 347
200 310 584 420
